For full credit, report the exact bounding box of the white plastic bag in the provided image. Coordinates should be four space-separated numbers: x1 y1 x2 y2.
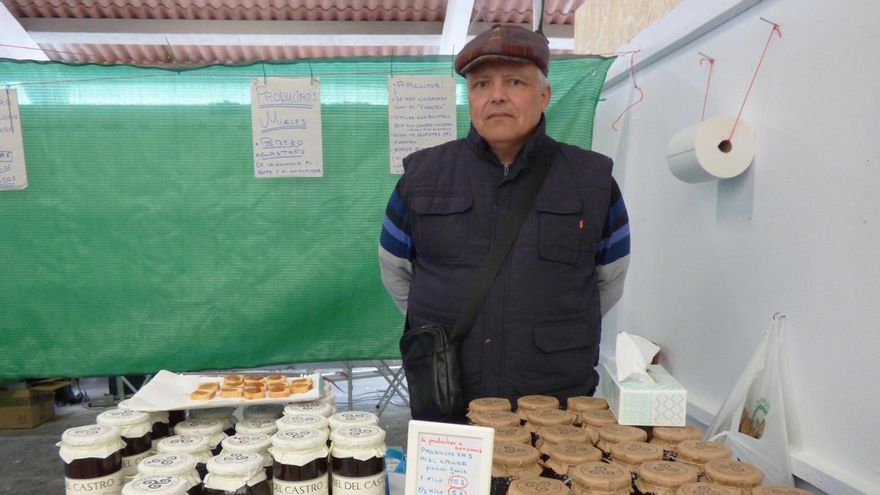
705 314 794 486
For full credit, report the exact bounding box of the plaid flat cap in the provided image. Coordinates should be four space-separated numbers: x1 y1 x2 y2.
455 24 550 76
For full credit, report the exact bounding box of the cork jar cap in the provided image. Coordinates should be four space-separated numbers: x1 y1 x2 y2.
525 408 576 427
566 396 608 412
473 411 521 428
703 460 764 488
508 477 570 495
517 395 560 411
677 482 737 495
580 409 618 427
570 462 631 492
541 425 590 444
492 443 540 468
598 425 647 444
652 425 703 444
676 440 731 464
469 397 512 414
547 442 602 465
610 442 663 464
752 486 813 495
637 461 699 487
494 426 532 445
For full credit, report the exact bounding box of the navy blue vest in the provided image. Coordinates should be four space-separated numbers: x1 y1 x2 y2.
400 119 614 402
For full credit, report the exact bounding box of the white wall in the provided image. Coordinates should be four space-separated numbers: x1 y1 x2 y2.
593 0 880 493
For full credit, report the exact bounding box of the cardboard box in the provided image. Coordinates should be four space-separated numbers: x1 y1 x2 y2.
0 379 71 429
600 362 687 427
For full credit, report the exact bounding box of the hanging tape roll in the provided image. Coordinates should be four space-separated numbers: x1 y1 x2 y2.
666 116 755 183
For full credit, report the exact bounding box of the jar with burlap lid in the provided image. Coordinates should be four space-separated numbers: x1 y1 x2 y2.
491 443 542 495
542 442 602 485
474 411 522 429
508 477 570 495
580 409 618 445
609 442 662 479
650 426 703 459
566 397 608 425
635 461 699 495
468 397 513 424
677 482 737 495
536 425 592 458
675 440 731 479
752 486 813 495
524 408 576 446
596 425 648 454
494 426 532 445
569 462 630 495
516 395 560 422
702 460 764 494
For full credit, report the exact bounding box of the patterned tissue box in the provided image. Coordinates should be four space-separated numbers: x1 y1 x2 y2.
600 363 687 427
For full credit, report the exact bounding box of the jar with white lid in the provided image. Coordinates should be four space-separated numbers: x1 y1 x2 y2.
189 408 237 437
327 411 379 431
97 409 154 478
283 401 335 418
221 435 273 481
277 413 329 433
203 452 270 495
58 424 127 495
235 418 277 437
156 435 212 480
174 419 228 456
149 412 171 452
135 453 202 495
329 425 387 495
122 475 188 495
269 428 330 495
241 405 283 421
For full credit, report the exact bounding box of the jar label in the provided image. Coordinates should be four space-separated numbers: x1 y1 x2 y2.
64 471 124 495
331 472 385 495
122 450 152 476
273 473 329 495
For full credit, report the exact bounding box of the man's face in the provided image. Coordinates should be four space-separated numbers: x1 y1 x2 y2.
466 60 551 151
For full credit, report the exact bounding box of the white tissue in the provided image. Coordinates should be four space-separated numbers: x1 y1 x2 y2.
615 332 661 383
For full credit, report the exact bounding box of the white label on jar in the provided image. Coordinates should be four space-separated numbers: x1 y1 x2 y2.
122 450 152 476
331 472 385 495
65 471 124 495
273 473 328 495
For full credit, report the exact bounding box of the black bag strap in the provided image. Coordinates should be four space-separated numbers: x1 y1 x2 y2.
448 140 559 343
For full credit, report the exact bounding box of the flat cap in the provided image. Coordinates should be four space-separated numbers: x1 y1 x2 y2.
455 24 550 76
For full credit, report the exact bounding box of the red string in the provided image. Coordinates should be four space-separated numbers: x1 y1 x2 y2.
699 53 715 121
729 22 782 140
611 50 643 132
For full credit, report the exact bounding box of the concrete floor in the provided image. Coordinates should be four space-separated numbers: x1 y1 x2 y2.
0 367 412 495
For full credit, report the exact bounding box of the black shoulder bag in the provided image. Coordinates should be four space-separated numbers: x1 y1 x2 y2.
399 141 559 422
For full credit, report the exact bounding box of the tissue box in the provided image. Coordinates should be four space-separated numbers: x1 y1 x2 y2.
600 362 686 427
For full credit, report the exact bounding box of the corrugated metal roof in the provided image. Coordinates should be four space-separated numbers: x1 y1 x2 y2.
3 0 583 66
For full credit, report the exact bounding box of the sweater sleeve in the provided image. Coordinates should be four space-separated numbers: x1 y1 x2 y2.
596 178 630 316
378 182 413 314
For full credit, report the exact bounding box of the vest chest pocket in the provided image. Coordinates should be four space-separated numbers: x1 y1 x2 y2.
536 195 583 264
410 194 472 263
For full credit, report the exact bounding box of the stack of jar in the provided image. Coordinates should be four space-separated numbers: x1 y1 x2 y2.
57 395 389 495
466 396 773 495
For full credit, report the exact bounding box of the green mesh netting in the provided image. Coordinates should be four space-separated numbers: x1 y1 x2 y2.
0 56 614 379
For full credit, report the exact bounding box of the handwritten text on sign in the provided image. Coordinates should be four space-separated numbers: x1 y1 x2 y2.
388 76 457 175
0 89 28 190
251 78 323 178
416 433 484 495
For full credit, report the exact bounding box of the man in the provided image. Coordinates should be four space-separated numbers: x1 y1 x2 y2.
379 25 630 405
